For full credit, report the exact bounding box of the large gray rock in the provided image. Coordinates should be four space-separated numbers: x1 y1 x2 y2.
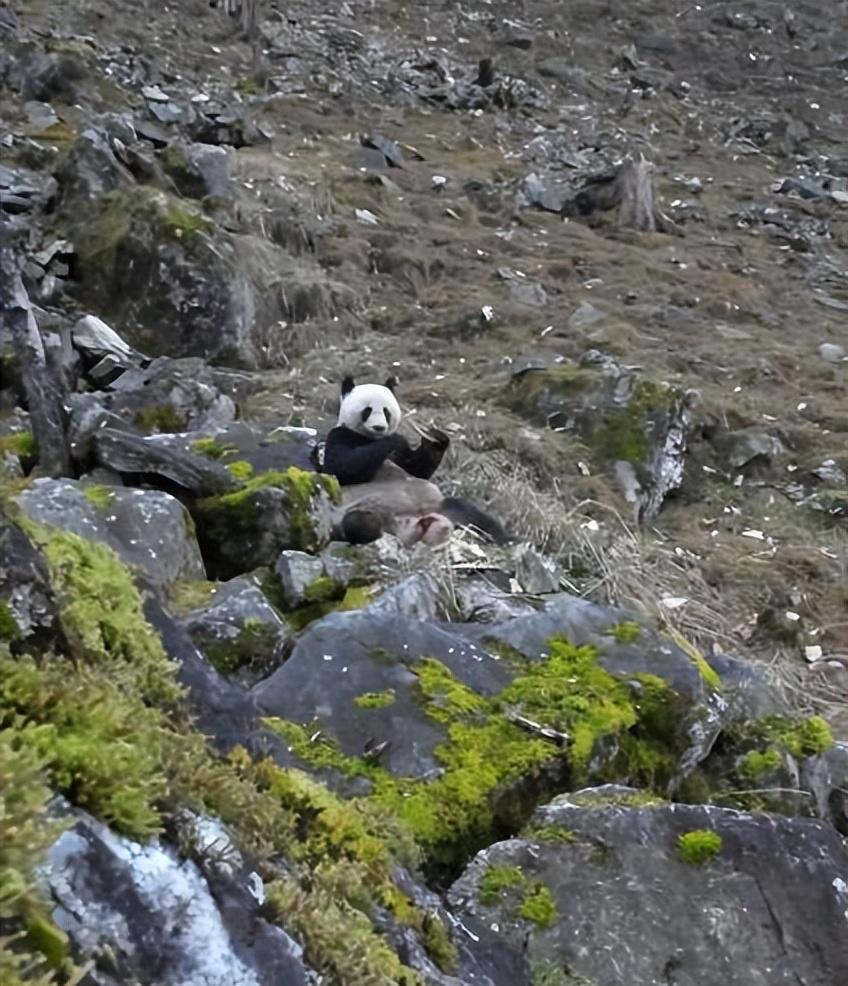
62 185 361 369
40 806 309 986
253 591 727 793
506 353 698 521
448 792 848 986
17 478 205 593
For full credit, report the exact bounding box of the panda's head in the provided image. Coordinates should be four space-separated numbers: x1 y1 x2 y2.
337 375 402 439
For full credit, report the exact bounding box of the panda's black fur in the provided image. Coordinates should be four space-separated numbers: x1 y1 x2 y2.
322 375 448 486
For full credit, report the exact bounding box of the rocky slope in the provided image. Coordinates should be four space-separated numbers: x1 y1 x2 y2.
1 0 848 984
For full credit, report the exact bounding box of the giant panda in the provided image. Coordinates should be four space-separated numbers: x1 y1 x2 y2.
320 375 509 546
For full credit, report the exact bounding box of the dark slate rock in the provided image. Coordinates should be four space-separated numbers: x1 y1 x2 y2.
55 127 135 202
93 427 239 497
137 421 320 477
449 795 848 986
64 185 360 368
99 356 239 433
0 510 58 648
17 478 205 593
800 742 848 835
41 805 310 986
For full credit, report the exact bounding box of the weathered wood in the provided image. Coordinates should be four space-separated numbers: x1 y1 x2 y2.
614 158 679 234
562 157 681 235
0 246 72 477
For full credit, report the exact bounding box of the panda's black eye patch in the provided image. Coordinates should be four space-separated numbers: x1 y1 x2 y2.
360 407 372 422
384 408 392 423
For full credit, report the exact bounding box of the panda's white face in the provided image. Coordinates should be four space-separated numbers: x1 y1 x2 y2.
338 384 401 438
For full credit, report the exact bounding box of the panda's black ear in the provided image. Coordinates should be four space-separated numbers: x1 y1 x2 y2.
341 376 355 396
384 375 399 392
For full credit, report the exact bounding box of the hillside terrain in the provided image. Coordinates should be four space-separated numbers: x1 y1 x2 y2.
1 1 848 984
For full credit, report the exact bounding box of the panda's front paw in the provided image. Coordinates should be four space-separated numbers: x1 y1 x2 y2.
426 427 451 448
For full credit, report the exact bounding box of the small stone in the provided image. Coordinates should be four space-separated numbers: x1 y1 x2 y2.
819 343 845 363
568 301 607 330
142 85 171 102
275 550 327 608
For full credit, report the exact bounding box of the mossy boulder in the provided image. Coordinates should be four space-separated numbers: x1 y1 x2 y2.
505 355 698 520
253 593 728 873
16 478 205 594
448 798 848 986
179 574 291 683
192 468 339 579
59 185 360 368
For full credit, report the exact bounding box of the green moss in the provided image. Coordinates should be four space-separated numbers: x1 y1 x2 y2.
276 639 681 870
739 748 782 782
235 75 263 94
73 186 212 264
303 575 342 604
263 718 372 780
283 584 373 633
0 431 37 463
25 526 181 705
521 822 577 844
168 579 218 616
566 789 666 809
0 724 71 980
203 618 282 677
497 639 638 776
226 460 254 482
677 829 722 865
518 882 557 927
608 620 642 644
196 467 340 556
506 364 595 417
1 655 167 837
190 437 237 459
0 525 432 983
82 484 116 510
589 380 677 472
264 878 423 985
479 864 557 927
479 864 525 904
759 714 834 759
134 404 188 434
667 630 723 691
355 690 397 709
415 657 487 722
0 600 20 642
420 911 458 974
